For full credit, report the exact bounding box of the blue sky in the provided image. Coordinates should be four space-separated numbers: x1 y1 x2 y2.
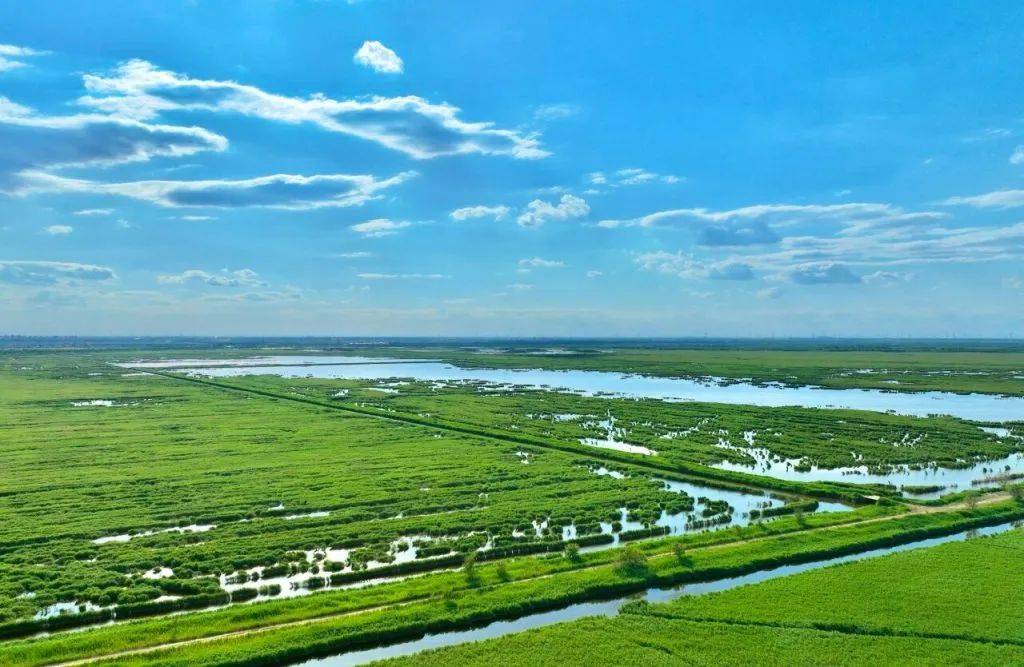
2 1 1023 337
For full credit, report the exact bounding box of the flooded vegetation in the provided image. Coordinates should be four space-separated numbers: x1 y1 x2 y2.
714 448 1024 498
2 343 1023 666
169 357 1024 421
347 522 1024 667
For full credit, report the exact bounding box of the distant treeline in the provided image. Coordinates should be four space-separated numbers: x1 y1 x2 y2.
3 336 1024 353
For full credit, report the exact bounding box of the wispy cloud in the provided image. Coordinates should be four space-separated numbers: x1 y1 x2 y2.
450 205 510 221
588 167 681 188
157 268 265 287
864 270 913 285
354 40 404 74
17 171 415 209
634 251 756 281
943 189 1024 209
533 103 580 121
0 260 115 286
787 262 861 284
599 202 912 230
698 222 779 247
350 218 413 237
518 257 565 268
73 208 113 216
961 127 1012 143
625 196 1015 286
79 60 548 160
357 272 447 280
0 96 227 189
0 44 49 73
43 225 73 236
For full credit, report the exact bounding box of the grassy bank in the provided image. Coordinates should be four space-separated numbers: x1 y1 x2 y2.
5 502 1018 666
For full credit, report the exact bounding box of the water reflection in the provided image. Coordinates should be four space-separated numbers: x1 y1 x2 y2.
296 522 1021 666
141 356 1024 421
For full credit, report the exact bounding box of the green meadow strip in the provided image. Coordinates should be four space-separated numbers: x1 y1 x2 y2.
4 502 1019 667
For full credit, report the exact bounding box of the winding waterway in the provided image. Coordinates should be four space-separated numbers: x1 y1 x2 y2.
294 521 1022 666
120 355 1024 422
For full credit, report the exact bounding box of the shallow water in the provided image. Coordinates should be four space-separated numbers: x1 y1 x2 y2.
34 601 102 620
578 474 812 552
133 355 1024 495
92 523 215 545
296 522 1021 666
160 356 1024 421
658 478 780 531
579 413 658 456
118 356 418 368
714 449 1024 498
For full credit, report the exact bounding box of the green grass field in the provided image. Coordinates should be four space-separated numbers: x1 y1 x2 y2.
388 615 1024 667
1 344 1022 666
387 527 1024 666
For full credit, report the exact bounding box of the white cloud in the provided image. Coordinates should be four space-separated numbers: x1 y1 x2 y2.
633 251 755 281
599 202 911 230
615 167 681 186
157 268 265 287
587 168 681 188
586 270 603 278
44 225 73 235
706 260 755 280
73 208 113 216
507 283 533 291
534 185 569 195
450 205 510 221
0 44 49 73
353 40 404 74
516 194 589 228
1011 146 1024 165
357 272 447 280
350 218 412 237
942 190 1024 209
17 170 415 210
776 221 1024 269
864 270 913 285
0 96 228 189
962 127 1012 143
622 197 1024 288
79 60 547 160
518 257 565 268
0 260 115 286
335 251 374 259
787 262 861 285
201 287 303 304
533 103 580 121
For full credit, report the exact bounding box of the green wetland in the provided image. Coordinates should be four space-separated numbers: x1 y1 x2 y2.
1 341 1023 666
388 521 1024 666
